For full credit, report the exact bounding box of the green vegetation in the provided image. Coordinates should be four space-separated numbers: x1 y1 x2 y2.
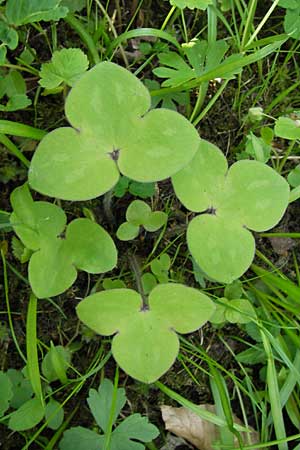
1 0 300 448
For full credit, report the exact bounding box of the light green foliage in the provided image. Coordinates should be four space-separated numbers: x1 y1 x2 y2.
210 297 256 324
12 236 32 263
280 1 300 40
29 62 199 200
77 284 215 382
61 0 86 12
0 21 18 63
245 132 271 163
288 164 300 187
10 184 117 298
42 345 71 383
102 278 126 290
275 115 300 139
169 0 212 9
248 107 264 122
45 398 64 430
0 70 31 111
39 48 89 89
7 369 33 409
8 396 45 431
5 0 68 26
141 272 157 294
60 379 159 449
116 200 167 241
153 39 240 88
172 139 290 283
113 176 156 199
0 371 13 416
150 254 171 283
145 79 189 111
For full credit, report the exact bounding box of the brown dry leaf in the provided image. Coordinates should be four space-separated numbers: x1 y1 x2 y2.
161 404 260 450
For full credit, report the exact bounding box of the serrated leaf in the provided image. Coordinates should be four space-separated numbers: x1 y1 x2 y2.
111 414 159 450
6 0 68 26
39 48 89 89
77 284 215 382
45 399 64 430
87 379 126 433
8 396 45 431
59 427 104 450
172 140 289 283
0 371 13 416
29 62 199 200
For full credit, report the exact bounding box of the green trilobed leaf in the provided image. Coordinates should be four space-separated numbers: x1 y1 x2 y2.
65 218 117 273
76 284 214 382
172 140 227 212
172 140 289 282
116 222 140 241
29 62 200 200
126 200 151 226
187 215 255 284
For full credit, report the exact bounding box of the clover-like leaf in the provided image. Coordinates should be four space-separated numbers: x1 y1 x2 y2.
10 184 117 298
39 48 89 89
29 62 200 201
76 283 215 383
172 139 290 283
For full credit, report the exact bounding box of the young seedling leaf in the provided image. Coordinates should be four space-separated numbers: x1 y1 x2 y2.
144 211 168 232
126 200 151 226
172 140 289 283
8 396 45 431
116 222 139 241
39 48 89 89
288 164 300 187
29 62 200 200
7 369 33 409
5 0 68 26
0 371 13 416
10 185 117 298
77 284 215 382
42 345 71 383
87 379 126 433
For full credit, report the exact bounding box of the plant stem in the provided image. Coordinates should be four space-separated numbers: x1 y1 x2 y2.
128 254 149 310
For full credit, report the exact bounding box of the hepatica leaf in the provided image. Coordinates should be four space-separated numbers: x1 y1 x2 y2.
172 139 290 283
29 62 199 201
77 283 215 383
10 184 117 298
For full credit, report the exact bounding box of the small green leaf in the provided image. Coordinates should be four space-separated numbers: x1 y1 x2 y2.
42 345 71 383
0 21 18 50
102 278 126 290
0 371 13 416
224 280 243 300
61 0 86 12
141 273 157 294
144 211 168 232
245 132 271 163
288 164 300 187
7 369 33 409
279 0 298 8
225 299 256 324
8 396 45 431
169 0 212 9
128 180 156 198
284 7 300 40
77 284 215 382
111 414 159 449
39 48 89 89
6 0 68 26
87 379 126 433
126 200 151 226
116 222 139 241
275 116 300 139
45 399 64 430
59 427 104 450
